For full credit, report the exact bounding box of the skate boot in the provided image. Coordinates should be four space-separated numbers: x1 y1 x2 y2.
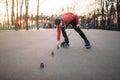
61 38 69 48
61 42 69 48
84 40 91 49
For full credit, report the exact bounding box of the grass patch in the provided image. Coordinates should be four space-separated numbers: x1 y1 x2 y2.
0 26 15 30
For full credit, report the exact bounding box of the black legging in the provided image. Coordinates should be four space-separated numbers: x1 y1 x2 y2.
61 19 88 43
61 27 69 43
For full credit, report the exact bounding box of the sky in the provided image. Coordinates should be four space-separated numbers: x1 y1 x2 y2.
29 0 95 15
29 0 75 15
0 0 96 23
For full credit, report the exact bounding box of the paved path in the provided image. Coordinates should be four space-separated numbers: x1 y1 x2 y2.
0 29 120 80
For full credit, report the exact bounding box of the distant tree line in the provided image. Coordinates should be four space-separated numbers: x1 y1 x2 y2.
3 0 120 31
80 0 120 31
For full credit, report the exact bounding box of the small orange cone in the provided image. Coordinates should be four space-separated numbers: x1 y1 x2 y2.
40 61 44 69
51 51 54 56
57 45 59 49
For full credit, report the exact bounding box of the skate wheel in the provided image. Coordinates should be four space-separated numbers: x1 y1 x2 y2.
85 45 91 49
61 43 69 48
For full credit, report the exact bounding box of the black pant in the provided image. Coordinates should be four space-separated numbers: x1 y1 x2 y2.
61 19 88 43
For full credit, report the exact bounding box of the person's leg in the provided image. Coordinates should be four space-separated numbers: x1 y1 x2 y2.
70 19 91 48
70 19 88 41
75 27 88 40
61 27 69 47
61 27 69 43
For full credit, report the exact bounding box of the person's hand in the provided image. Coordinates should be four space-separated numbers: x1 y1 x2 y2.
57 41 60 49
76 24 80 28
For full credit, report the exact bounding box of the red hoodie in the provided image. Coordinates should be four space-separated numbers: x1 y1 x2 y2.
61 12 79 25
57 12 79 42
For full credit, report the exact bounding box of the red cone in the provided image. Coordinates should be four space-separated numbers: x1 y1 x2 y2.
57 45 59 49
40 61 44 69
51 51 54 56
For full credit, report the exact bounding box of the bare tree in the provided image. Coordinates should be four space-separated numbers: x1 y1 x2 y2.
11 0 15 25
25 0 29 30
15 0 19 31
117 0 120 31
36 0 39 30
6 0 9 28
19 0 24 28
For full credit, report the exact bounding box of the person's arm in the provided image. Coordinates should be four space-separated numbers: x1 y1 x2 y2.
57 26 61 48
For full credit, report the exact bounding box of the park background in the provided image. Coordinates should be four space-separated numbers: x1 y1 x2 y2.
0 0 120 31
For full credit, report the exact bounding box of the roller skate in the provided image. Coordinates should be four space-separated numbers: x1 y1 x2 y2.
84 40 91 49
61 39 69 48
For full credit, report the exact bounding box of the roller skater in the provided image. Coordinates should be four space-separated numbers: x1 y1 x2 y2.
55 12 91 49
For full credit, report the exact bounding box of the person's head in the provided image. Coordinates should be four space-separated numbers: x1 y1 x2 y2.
54 17 62 26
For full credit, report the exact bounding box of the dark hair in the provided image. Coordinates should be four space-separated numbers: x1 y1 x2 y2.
54 18 61 25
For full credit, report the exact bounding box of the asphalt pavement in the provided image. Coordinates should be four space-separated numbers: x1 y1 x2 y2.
0 29 120 80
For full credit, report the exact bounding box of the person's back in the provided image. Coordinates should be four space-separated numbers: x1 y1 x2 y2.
61 12 79 25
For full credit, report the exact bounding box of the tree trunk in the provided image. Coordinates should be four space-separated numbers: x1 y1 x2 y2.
36 0 39 30
6 0 9 29
117 0 120 31
15 0 19 31
11 0 14 25
19 0 24 29
25 0 29 30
